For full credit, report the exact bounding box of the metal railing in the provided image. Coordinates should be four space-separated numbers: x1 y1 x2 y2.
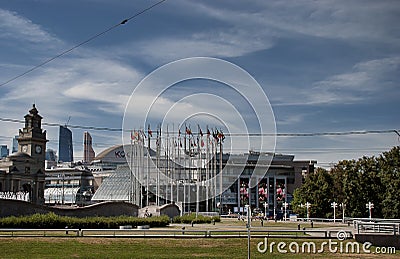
0 228 353 239
353 220 400 235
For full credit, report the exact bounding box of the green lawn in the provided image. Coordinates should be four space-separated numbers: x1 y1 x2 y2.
0 237 397 259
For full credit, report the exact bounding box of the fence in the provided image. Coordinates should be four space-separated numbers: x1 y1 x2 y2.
0 228 353 239
353 221 400 235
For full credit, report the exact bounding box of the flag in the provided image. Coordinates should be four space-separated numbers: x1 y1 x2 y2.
212 129 219 140
201 139 204 147
148 125 152 137
207 127 211 136
199 126 203 137
217 130 225 142
186 126 192 135
140 130 146 140
131 130 139 140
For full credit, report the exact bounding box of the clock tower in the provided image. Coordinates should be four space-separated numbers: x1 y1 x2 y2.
18 104 47 160
17 104 47 204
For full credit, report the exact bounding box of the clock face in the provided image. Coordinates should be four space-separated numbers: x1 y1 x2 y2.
22 145 28 153
35 145 42 154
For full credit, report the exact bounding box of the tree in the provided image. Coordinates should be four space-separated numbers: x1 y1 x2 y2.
292 168 334 218
377 146 400 218
293 146 400 219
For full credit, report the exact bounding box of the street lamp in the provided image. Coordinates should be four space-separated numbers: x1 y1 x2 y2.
340 203 346 223
245 204 251 259
263 202 268 219
366 202 374 219
283 202 289 221
331 202 338 223
301 202 311 221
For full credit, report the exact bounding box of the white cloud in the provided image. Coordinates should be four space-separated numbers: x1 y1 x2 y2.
0 8 59 44
309 56 400 104
3 55 142 113
276 133 399 166
271 56 400 106
217 0 400 43
123 0 400 65
125 28 274 63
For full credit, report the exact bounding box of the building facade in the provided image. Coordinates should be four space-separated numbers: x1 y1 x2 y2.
44 166 94 206
0 145 8 158
83 131 95 164
90 142 316 216
0 104 47 204
58 126 73 162
11 136 18 153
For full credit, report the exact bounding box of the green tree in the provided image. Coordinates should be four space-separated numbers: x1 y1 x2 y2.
292 168 334 218
293 146 400 219
377 146 400 218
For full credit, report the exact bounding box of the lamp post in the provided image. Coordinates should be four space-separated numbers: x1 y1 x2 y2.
366 202 374 219
340 203 346 223
331 202 338 223
283 202 289 221
245 204 251 259
58 173 65 205
301 202 311 221
263 202 268 219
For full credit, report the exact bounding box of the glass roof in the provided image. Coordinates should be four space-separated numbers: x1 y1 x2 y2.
91 165 131 201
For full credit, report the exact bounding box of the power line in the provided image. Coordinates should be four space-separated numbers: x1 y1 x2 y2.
0 0 167 87
0 116 398 138
228 130 400 137
0 117 123 132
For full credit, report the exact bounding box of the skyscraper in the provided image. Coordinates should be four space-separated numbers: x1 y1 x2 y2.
58 126 73 162
83 131 95 163
0 145 8 158
11 136 18 153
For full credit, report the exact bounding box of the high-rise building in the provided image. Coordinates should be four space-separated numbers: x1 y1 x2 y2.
58 126 73 162
0 145 9 158
83 131 95 163
45 149 57 169
11 136 18 153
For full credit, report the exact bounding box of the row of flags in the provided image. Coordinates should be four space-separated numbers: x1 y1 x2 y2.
130 126 225 156
131 125 226 143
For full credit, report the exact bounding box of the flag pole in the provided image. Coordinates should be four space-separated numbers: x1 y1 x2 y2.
196 125 200 216
188 126 191 213
206 126 209 212
129 130 133 204
147 124 151 207
219 133 223 215
156 124 160 206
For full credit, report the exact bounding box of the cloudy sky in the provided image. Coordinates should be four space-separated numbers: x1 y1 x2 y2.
0 0 399 167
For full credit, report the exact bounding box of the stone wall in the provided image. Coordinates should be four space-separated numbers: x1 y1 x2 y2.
0 199 138 218
159 203 180 218
138 203 180 219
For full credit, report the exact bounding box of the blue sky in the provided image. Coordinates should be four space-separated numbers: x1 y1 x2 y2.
0 0 399 167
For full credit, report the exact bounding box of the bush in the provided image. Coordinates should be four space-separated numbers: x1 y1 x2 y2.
172 214 220 224
0 213 170 229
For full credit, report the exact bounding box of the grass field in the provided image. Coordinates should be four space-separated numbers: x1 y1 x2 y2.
0 237 398 259
0 219 397 258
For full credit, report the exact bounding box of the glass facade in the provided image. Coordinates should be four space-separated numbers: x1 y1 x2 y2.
92 165 132 201
58 126 73 162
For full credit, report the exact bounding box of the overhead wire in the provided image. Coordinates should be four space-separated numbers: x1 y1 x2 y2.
0 116 398 139
0 0 167 87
